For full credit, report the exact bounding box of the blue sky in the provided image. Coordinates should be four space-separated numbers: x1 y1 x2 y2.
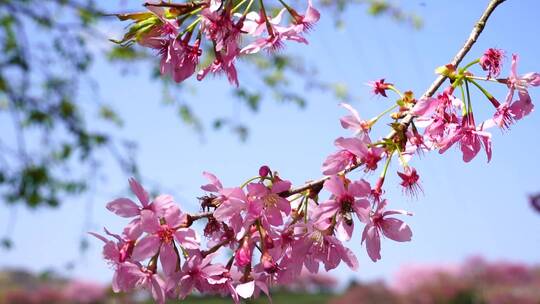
1 0 540 286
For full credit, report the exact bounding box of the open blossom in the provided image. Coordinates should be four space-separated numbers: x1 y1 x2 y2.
201 171 246 232
505 54 539 112
480 48 504 78
362 200 413 262
313 176 371 241
439 114 492 163
197 42 240 86
485 54 539 129
245 179 292 226
90 228 136 267
322 135 384 175
339 103 372 134
132 206 199 276
288 0 321 32
281 223 359 279
115 262 166 304
138 7 201 84
241 9 285 37
106 178 173 218
240 9 308 54
171 253 229 299
106 178 175 239
197 5 242 86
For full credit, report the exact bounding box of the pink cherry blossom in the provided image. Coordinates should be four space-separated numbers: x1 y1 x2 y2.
484 54 538 129
197 46 240 86
89 228 136 266
339 103 372 134
106 178 175 237
397 167 422 197
362 200 413 262
286 223 359 274
313 176 370 241
245 179 292 226
322 135 384 175
411 97 439 117
201 172 246 230
289 0 321 32
234 272 272 301
240 9 308 54
132 206 199 275
114 262 166 304
438 114 492 163
172 253 229 299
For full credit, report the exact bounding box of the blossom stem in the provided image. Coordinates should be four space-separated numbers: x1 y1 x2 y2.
459 84 468 116
179 16 202 37
461 58 480 72
302 195 309 223
232 0 249 12
387 85 404 99
465 79 474 117
240 176 271 188
239 0 255 15
380 150 395 180
202 238 230 257
467 75 505 83
255 220 266 252
395 144 408 167
277 0 298 19
467 78 501 107
257 0 274 36
372 104 399 125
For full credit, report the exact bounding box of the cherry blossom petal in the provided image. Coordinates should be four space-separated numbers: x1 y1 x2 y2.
348 179 371 197
129 178 150 206
106 198 140 217
159 243 178 276
236 281 255 299
132 235 160 261
175 228 200 250
362 225 381 262
380 218 413 242
201 171 223 192
323 175 346 197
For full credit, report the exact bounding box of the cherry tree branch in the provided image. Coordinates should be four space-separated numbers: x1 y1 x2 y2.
186 0 507 221
282 0 506 198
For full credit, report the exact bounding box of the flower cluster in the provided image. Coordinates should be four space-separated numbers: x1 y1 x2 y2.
114 0 320 86
94 47 538 302
101 0 540 297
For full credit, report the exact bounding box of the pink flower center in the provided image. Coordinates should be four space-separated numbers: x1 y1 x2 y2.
339 195 354 214
263 193 280 208
158 226 175 244
160 22 178 37
372 214 383 227
362 153 382 171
